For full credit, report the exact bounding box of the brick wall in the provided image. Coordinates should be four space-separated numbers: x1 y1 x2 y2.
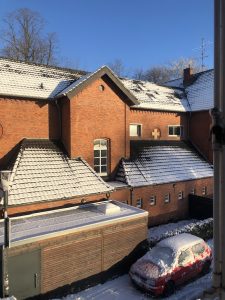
0 97 59 168
189 111 212 163
68 77 130 175
132 177 213 226
129 109 187 141
7 193 107 216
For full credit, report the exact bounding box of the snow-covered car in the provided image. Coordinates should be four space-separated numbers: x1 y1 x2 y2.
129 233 212 296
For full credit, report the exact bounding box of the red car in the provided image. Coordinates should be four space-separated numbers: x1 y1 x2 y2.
129 233 212 296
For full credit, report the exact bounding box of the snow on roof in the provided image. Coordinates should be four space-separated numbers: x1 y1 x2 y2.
0 200 148 245
186 69 214 111
164 69 214 112
115 141 213 187
158 233 204 252
5 139 113 205
121 78 190 112
0 57 86 99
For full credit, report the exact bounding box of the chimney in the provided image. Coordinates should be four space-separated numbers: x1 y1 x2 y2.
183 67 193 85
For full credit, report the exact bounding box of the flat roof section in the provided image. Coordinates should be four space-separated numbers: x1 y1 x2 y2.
0 200 148 247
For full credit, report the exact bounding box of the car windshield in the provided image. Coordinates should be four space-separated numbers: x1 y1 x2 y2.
148 246 175 269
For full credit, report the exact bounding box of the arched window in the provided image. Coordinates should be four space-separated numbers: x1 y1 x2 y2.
94 139 108 176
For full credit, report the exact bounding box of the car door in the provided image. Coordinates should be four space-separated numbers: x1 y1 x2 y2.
173 248 195 285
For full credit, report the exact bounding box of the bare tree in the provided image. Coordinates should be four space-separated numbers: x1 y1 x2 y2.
0 8 58 65
108 59 126 77
132 57 202 84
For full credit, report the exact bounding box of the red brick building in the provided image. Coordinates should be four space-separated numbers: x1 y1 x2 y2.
0 58 213 225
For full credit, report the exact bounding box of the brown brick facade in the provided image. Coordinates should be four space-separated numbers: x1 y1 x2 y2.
0 97 59 168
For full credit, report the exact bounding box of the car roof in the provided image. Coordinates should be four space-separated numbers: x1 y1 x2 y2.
158 233 204 252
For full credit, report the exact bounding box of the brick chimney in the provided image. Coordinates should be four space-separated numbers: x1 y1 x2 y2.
183 67 193 85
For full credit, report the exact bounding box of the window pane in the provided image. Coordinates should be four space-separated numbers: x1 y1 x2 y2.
94 150 100 157
94 158 100 165
137 125 141 136
175 126 181 136
101 166 107 172
169 127 173 135
192 243 205 256
100 140 107 147
178 249 192 265
94 140 100 146
101 158 107 165
101 150 107 157
130 125 137 136
94 166 100 173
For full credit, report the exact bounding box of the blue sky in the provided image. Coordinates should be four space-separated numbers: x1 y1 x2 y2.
0 0 213 72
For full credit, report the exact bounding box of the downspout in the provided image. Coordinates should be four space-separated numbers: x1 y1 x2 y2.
130 187 133 206
54 99 62 139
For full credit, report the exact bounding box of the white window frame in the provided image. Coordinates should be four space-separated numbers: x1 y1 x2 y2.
168 125 183 137
149 195 156 206
202 186 207 196
164 193 170 203
129 124 142 137
190 188 195 195
136 198 143 208
178 191 184 200
94 139 108 176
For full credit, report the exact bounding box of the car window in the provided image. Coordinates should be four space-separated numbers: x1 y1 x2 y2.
178 248 193 266
192 243 205 257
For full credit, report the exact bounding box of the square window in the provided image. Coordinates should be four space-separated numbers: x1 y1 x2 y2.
94 158 100 165
130 124 142 137
136 198 143 208
178 191 184 200
168 125 183 137
164 193 170 203
94 150 100 157
149 196 156 206
190 188 195 195
101 158 107 165
202 186 207 195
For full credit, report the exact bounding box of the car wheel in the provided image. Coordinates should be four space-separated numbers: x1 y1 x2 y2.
201 260 211 275
163 280 175 297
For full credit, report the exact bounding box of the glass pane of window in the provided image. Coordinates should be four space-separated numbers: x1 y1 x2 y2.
101 166 107 173
130 124 138 136
192 243 205 256
94 140 100 146
101 150 107 157
100 140 107 147
178 249 192 265
94 150 100 157
94 158 100 165
174 126 181 136
101 158 107 165
94 166 100 173
169 127 173 135
137 125 141 136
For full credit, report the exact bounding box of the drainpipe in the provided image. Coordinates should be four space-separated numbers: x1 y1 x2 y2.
54 99 62 139
130 187 133 206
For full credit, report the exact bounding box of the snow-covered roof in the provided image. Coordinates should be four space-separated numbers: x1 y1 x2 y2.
0 57 86 99
164 69 214 112
0 200 148 246
57 65 139 105
4 139 113 206
158 233 204 252
185 70 214 111
115 141 213 187
121 78 190 112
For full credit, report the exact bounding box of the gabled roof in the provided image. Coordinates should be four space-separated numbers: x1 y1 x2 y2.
4 139 113 206
0 57 86 99
115 141 213 187
57 65 139 105
120 78 190 112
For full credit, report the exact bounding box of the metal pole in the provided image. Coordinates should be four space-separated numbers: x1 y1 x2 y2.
213 0 222 290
